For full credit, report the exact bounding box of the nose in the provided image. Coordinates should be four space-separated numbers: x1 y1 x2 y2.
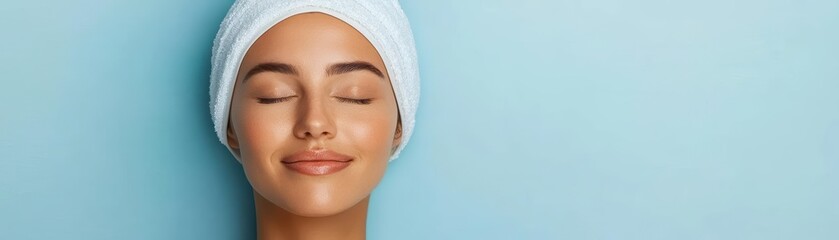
293 97 336 140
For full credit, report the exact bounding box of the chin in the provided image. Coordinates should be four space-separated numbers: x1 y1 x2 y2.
271 190 367 218
251 178 370 217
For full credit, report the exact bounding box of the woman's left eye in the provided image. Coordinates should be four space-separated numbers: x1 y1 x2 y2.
336 97 373 105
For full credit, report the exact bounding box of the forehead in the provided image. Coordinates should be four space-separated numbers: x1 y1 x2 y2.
239 12 387 78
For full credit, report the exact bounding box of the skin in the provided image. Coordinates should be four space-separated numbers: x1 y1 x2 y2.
225 12 402 240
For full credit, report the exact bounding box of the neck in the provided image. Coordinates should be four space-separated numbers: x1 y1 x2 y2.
254 191 369 240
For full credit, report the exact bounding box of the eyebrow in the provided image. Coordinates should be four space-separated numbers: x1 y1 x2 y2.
326 61 385 78
242 61 384 83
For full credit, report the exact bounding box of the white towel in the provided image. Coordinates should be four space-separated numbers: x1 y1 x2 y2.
209 0 420 163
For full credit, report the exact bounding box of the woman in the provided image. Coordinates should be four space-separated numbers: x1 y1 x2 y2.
208 0 420 239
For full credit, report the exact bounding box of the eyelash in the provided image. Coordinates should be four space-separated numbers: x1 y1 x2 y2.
256 96 372 105
257 96 295 104
337 97 373 105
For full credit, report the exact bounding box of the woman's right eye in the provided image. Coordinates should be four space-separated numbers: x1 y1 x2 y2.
257 96 295 104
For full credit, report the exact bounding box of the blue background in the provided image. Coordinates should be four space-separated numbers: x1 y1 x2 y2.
1 0 838 239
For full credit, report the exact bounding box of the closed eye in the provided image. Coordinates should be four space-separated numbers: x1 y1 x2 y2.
336 97 372 105
257 96 296 104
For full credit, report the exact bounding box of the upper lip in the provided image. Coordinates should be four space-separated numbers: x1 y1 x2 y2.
281 149 353 163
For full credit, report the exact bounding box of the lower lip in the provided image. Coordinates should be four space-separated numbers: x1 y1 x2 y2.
282 160 351 176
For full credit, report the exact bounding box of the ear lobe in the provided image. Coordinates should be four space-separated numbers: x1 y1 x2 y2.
227 124 240 150
394 121 403 140
393 112 403 140
391 118 403 153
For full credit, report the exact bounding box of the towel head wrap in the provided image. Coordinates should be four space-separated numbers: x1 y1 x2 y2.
210 0 420 164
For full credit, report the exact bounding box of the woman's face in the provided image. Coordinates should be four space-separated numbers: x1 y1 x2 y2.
226 12 401 217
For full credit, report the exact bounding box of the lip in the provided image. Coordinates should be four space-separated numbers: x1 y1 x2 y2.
281 149 353 176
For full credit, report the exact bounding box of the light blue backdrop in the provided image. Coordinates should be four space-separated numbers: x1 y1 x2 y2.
1 0 837 239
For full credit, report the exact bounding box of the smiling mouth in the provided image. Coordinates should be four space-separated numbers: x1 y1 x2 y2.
281 160 352 176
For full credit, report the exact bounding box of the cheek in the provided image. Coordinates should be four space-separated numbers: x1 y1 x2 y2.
235 105 294 161
234 103 295 203
339 108 398 158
